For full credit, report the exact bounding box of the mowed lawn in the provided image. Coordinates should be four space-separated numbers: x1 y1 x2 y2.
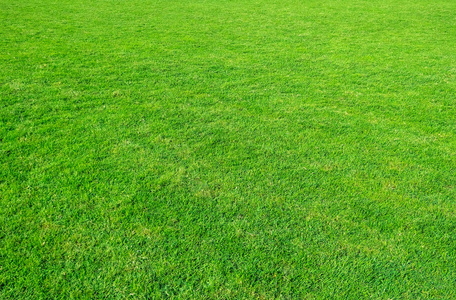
1 0 456 298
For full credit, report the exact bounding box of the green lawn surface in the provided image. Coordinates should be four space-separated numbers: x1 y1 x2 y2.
1 0 456 298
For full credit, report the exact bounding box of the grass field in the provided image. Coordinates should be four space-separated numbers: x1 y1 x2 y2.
1 0 456 298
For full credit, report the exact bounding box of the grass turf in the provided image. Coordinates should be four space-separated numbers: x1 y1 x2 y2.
1 0 456 298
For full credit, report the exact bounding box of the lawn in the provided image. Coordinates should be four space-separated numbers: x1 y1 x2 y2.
1 0 456 298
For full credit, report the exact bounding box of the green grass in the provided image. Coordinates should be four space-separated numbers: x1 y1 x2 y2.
1 0 456 298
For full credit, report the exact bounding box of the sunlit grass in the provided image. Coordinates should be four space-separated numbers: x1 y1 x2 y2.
1 0 456 298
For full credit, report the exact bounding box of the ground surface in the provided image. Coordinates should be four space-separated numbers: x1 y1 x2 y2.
1 0 456 298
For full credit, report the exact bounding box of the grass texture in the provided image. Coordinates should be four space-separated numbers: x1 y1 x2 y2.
1 0 456 298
